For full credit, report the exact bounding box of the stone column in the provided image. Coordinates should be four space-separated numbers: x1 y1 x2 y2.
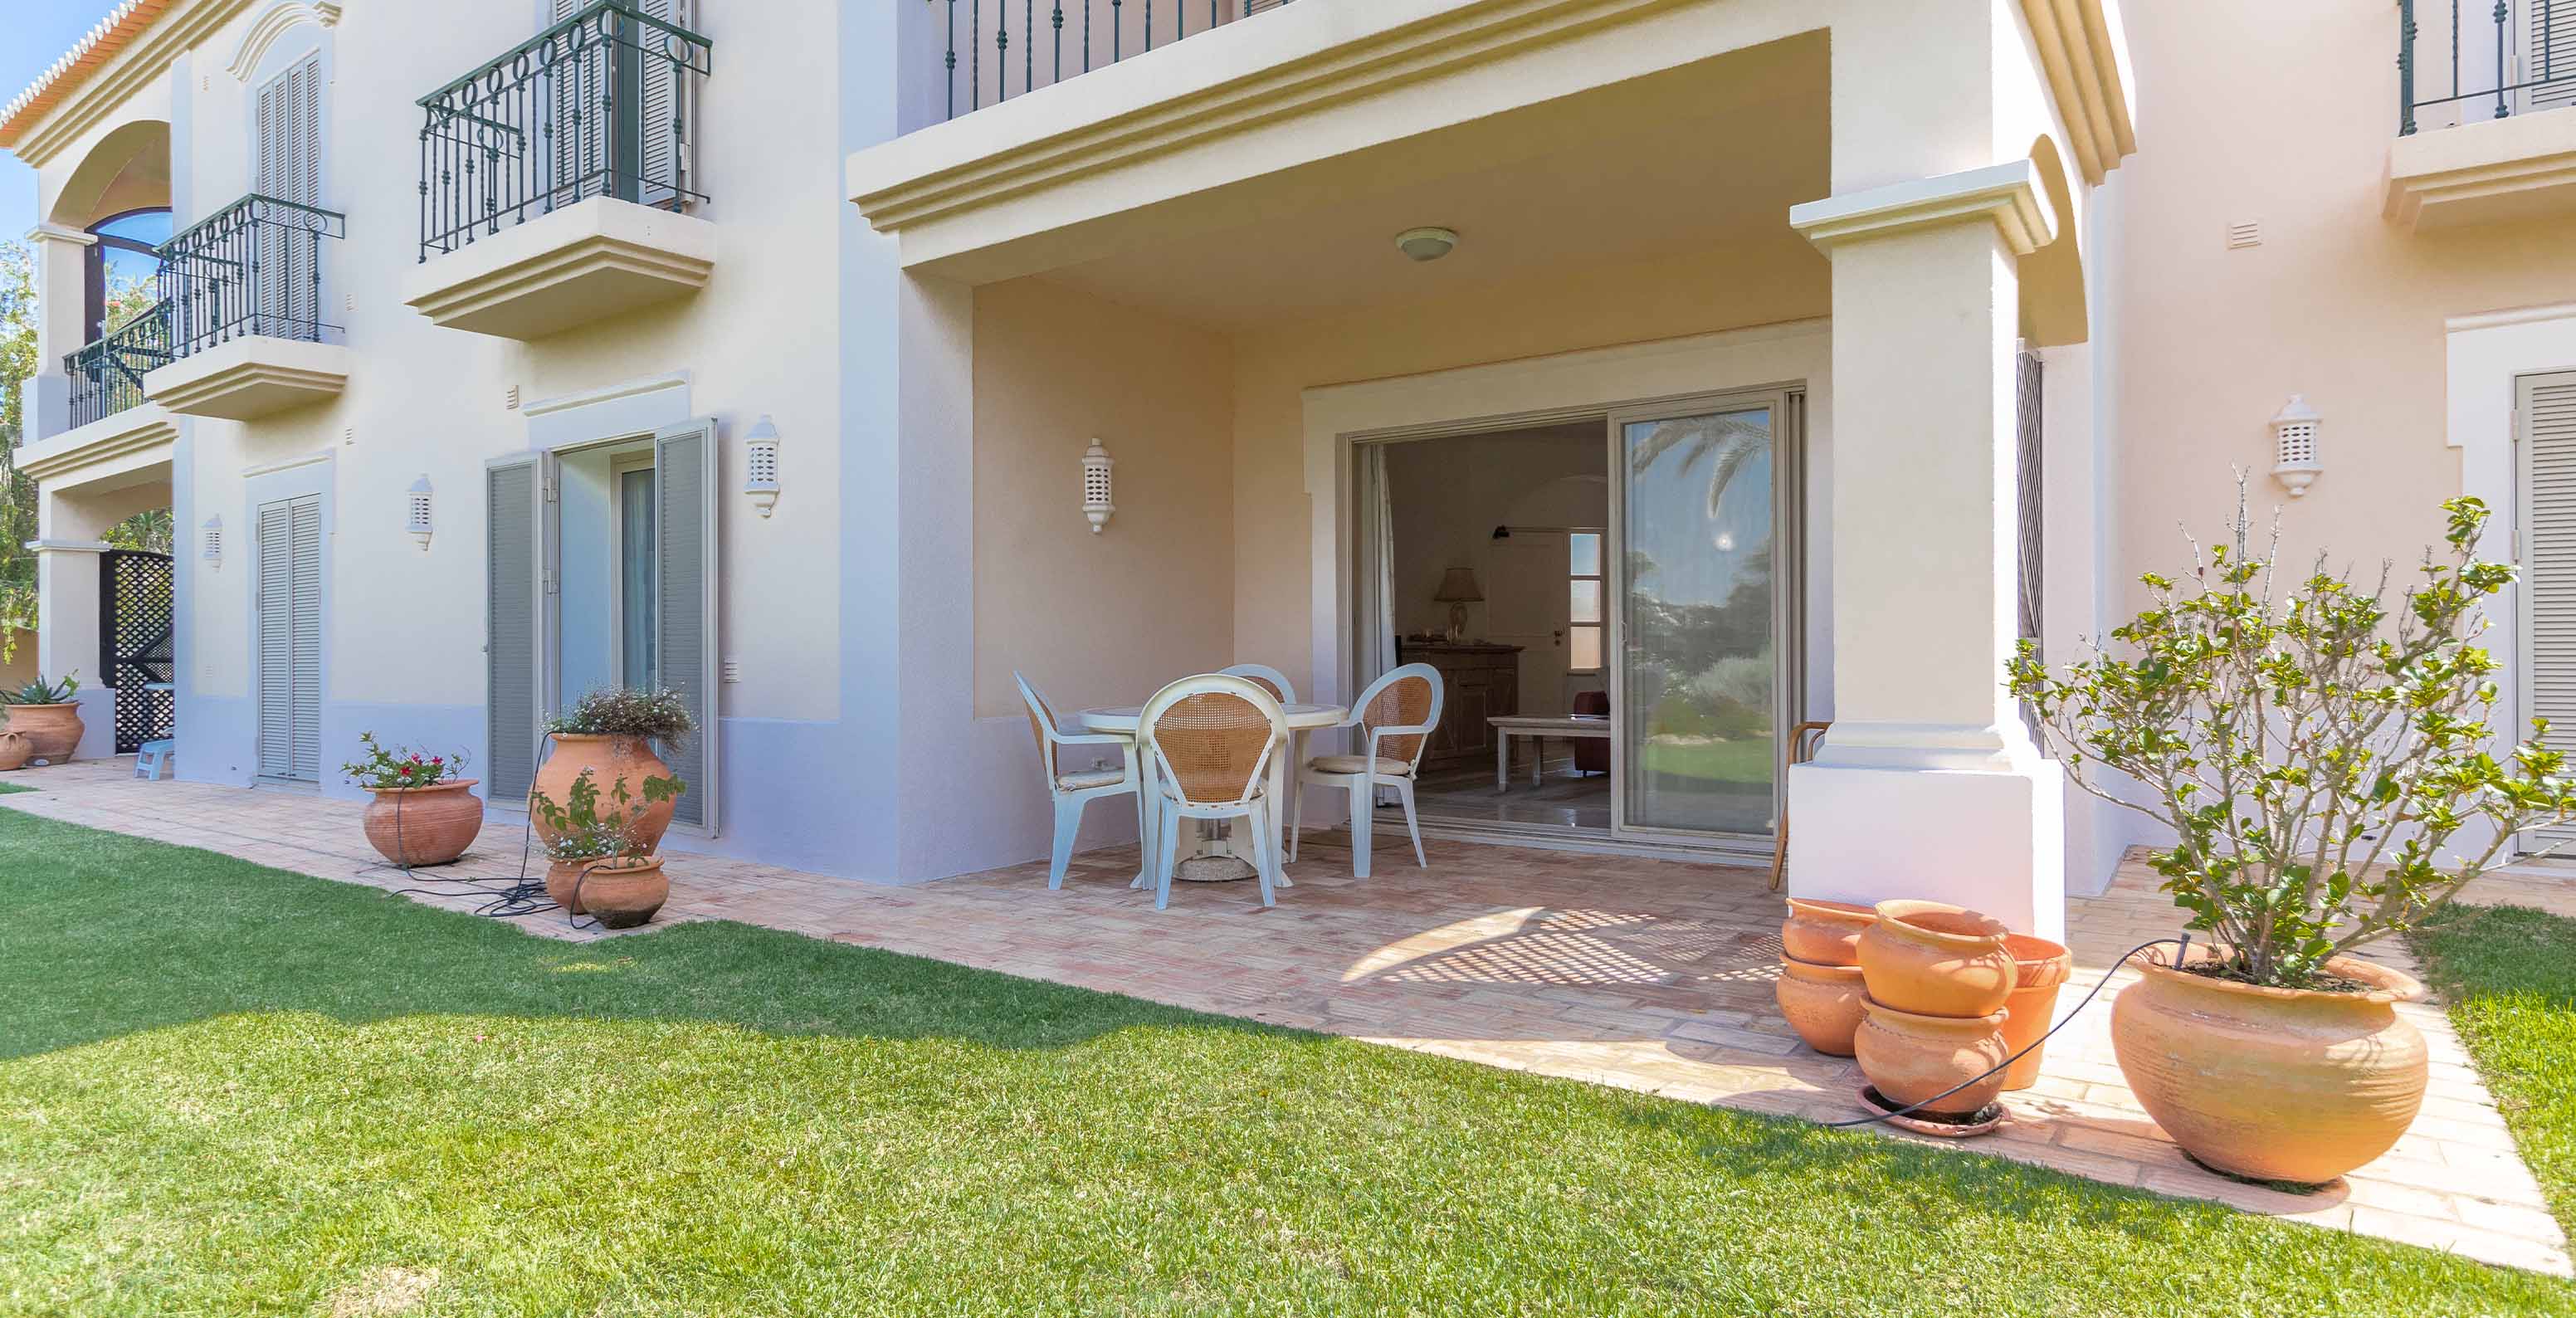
22 224 95 444
1783 162 2067 942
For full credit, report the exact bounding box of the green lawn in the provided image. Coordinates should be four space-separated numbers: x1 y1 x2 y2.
2 813 2569 1316
2413 903 2576 1242
0 779 34 794
1636 736 1774 786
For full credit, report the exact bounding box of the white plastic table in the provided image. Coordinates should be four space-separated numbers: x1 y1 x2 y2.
1080 702 1346 882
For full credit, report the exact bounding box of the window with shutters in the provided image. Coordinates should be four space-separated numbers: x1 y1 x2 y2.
2516 369 2576 855
256 495 325 783
251 51 325 337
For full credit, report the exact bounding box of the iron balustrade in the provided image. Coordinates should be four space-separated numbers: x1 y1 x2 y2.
2401 0 2576 134
63 301 173 429
941 0 1295 120
159 194 346 358
417 1 712 261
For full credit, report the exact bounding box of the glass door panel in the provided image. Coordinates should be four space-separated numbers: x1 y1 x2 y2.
1613 403 1780 839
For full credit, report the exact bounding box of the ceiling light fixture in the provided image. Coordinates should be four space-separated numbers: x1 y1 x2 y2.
1395 226 1459 262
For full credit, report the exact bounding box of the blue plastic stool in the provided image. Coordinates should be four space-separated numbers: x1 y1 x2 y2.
134 739 173 780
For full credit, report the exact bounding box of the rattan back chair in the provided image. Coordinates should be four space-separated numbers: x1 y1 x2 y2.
1218 663 1298 705
1015 672 1144 891
1292 662 1443 879
1135 673 1291 910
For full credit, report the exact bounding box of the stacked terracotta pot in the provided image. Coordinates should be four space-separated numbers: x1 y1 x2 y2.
1848 901 2026 1119
1773 897 1876 1056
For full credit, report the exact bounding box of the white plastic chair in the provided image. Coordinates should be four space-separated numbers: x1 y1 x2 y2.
1135 673 1290 910
1219 663 1298 705
1015 672 1143 891
1293 662 1443 879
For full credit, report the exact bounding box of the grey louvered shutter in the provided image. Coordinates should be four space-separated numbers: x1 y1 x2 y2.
256 502 294 779
2520 370 2576 854
487 454 556 808
288 497 324 779
252 53 322 335
654 417 718 834
633 0 691 209
548 0 607 205
255 495 323 781
2530 3 2576 113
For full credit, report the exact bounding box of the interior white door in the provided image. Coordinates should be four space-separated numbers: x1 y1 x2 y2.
1483 530 1571 717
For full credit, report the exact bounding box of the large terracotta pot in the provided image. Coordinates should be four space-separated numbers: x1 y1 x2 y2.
361 779 484 867
1775 956 1867 1056
1998 933 2074 1091
1853 998 2011 1117
1781 896 1876 966
4 704 83 764
0 731 30 771
580 856 668 930
2111 946 2427 1184
1859 901 2017 1018
531 734 676 851
544 858 594 915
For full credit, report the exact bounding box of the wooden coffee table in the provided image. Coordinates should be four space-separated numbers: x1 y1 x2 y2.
1489 715 1612 790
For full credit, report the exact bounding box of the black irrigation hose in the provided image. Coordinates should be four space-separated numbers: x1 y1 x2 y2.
1826 932 2195 1129
369 735 603 933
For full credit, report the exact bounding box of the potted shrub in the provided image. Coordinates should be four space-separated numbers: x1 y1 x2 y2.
532 687 695 853
2009 490 2576 1184
0 673 84 765
531 764 686 928
344 732 481 866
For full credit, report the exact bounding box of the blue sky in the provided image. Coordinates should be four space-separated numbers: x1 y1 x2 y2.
2 2 129 241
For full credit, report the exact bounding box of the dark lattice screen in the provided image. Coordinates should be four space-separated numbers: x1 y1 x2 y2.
99 549 175 755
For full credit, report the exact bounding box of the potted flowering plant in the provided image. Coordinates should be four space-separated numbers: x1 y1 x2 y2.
530 765 686 928
344 732 482 866
531 687 695 852
1 673 85 766
2008 489 2576 1184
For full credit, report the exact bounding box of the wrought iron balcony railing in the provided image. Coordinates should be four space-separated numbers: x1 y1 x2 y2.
159 194 346 358
417 0 712 261
64 300 173 430
939 0 1295 121
2402 0 2576 134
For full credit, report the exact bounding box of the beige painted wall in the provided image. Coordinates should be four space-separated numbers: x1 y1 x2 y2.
970 277 1235 719
2109 2 2576 610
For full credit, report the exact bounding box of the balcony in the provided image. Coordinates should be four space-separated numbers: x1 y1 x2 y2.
402 1 716 340
64 304 170 431
141 194 352 422
2387 0 2576 230
930 0 1292 121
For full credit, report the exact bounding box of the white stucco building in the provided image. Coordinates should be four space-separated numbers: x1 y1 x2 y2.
7 0 2575 926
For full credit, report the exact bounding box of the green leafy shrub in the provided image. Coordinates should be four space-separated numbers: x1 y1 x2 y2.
2008 490 2576 988
340 731 466 791
0 673 78 705
529 766 687 865
544 686 695 743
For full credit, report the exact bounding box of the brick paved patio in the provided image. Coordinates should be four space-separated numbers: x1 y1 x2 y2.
3 758 2568 1273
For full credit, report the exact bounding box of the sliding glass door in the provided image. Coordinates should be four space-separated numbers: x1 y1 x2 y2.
1608 393 1798 843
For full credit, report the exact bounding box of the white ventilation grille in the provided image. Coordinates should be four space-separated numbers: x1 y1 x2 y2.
406 476 434 549
2226 221 2261 249
2277 419 2316 465
2271 395 2323 497
201 515 223 565
1082 440 1115 534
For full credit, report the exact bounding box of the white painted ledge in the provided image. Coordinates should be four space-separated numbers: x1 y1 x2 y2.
1788 160 2057 256
17 403 178 487
2386 110 2576 232
144 337 350 421
402 197 716 340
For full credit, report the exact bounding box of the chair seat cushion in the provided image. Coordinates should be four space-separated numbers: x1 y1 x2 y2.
1307 754 1412 777
1056 767 1128 790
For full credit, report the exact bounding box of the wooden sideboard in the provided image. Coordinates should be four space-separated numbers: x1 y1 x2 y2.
1397 641 1523 772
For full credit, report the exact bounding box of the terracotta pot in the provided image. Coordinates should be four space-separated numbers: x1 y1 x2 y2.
1775 956 1867 1056
579 856 668 930
2111 946 2427 1185
1781 896 1876 966
531 734 676 852
1858 901 2018 1018
0 731 30 771
1998 933 2074 1091
3 703 83 764
1853 998 2012 1117
544 858 595 915
361 779 484 866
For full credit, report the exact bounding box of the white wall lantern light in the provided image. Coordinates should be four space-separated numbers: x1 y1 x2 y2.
744 415 782 518
406 476 435 550
2271 394 2323 498
1082 439 1115 534
201 515 223 569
